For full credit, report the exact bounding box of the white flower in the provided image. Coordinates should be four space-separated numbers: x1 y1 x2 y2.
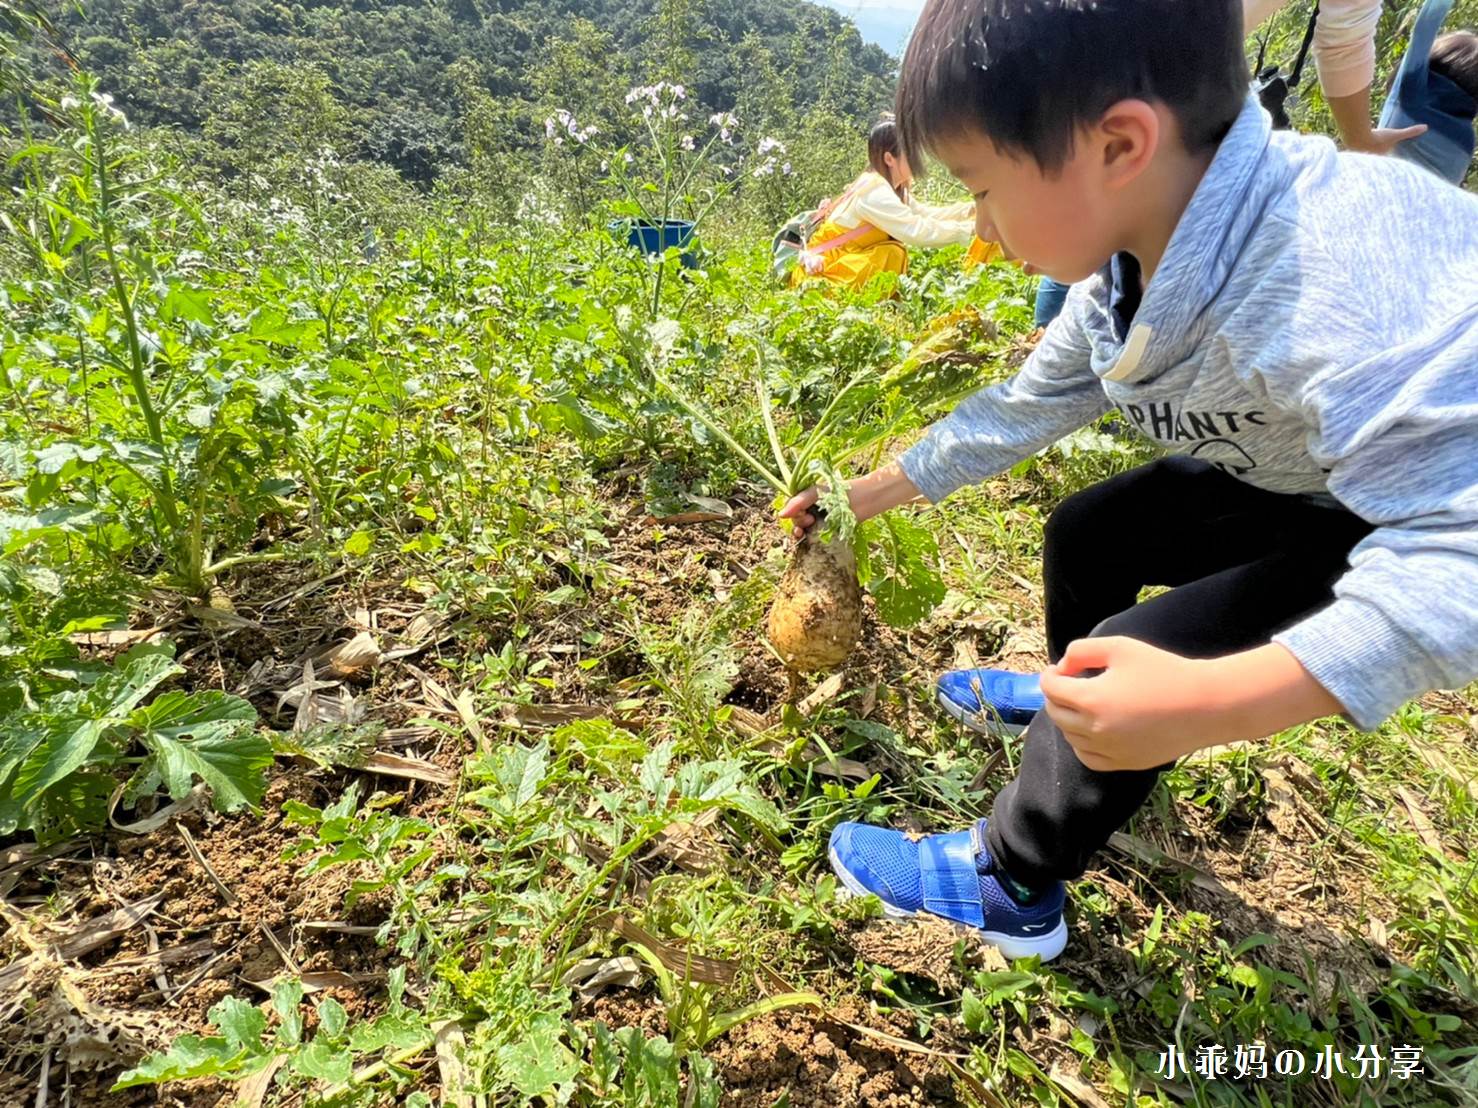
680 135 695 152
781 161 792 175
632 82 687 110
60 95 80 110
627 83 672 107
708 112 737 144
623 152 634 164
757 137 786 157
547 110 596 145
752 157 777 179
90 90 129 128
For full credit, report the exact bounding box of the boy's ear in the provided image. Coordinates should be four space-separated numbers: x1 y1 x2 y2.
1095 99 1161 189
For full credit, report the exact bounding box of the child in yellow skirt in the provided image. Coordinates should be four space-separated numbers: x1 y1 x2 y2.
792 119 980 291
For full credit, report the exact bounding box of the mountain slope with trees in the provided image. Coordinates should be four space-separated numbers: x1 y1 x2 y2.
43 0 897 180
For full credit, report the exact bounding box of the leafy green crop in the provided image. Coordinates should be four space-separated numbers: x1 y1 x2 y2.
3 76 306 598
114 971 434 1096
855 512 948 629
6 18 1468 1107
647 319 994 628
0 641 268 841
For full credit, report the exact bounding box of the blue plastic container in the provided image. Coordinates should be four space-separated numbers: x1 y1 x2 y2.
614 219 698 268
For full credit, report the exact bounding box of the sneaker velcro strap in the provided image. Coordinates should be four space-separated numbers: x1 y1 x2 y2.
918 830 985 928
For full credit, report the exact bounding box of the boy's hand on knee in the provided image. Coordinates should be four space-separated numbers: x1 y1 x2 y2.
1040 638 1344 771
1040 637 1221 772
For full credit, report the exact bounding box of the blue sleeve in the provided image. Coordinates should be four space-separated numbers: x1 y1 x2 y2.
1378 0 1453 128
900 290 1113 503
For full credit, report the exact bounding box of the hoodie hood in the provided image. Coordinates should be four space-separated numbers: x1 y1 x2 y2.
1079 94 1280 389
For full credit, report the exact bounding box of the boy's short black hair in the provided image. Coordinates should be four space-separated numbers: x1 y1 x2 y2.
1430 31 1478 102
897 0 1250 174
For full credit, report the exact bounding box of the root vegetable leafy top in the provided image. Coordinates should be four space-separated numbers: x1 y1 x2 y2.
647 323 997 666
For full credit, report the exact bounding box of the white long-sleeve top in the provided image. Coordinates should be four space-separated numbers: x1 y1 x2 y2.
825 172 976 249
1244 0 1381 98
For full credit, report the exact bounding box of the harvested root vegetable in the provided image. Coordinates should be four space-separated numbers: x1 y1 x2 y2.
651 337 960 673
767 537 862 672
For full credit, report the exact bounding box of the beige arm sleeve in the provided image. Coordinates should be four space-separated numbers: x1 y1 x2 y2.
850 180 976 248
1242 0 1379 98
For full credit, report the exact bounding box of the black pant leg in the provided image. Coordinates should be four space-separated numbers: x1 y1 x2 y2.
1041 455 1371 659
986 462 1373 888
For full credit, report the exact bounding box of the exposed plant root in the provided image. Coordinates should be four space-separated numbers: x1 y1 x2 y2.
766 538 862 673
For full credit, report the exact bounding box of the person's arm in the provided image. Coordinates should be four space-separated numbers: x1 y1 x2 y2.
895 294 1113 504
1328 86 1428 154
1242 0 1284 37
1258 279 1478 732
1043 312 1478 771
1242 0 1425 152
910 197 975 222
1311 0 1427 151
851 179 976 248
1307 0 1381 101
778 461 921 541
780 289 1112 537
1039 638 1341 772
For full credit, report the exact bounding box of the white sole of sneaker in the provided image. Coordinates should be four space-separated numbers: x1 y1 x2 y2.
934 687 1031 737
829 846 1069 962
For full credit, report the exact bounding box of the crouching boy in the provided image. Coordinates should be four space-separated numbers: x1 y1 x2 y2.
780 0 1478 960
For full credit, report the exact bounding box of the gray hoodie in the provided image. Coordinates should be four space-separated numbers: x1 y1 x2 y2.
900 94 1478 730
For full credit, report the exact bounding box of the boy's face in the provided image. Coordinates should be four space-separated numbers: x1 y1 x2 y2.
934 127 1122 284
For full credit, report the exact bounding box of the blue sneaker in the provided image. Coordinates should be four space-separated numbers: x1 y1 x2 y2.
828 819 1067 961
936 668 1044 736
